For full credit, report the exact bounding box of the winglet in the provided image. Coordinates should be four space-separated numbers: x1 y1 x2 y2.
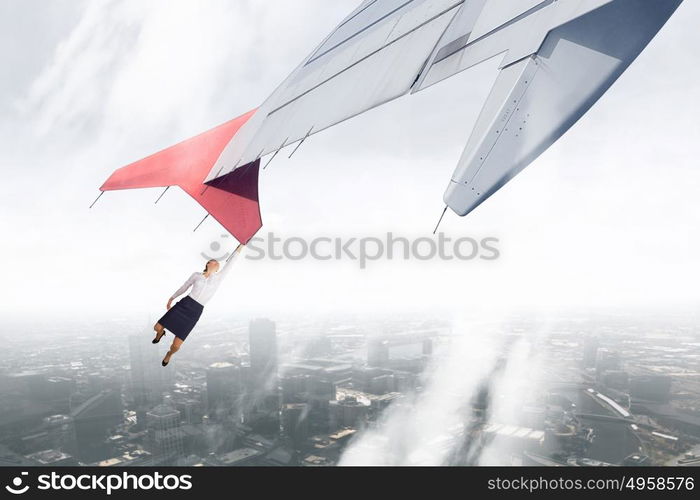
100 109 262 244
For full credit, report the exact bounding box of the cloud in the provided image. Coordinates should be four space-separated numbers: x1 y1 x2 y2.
340 315 501 465
338 313 554 466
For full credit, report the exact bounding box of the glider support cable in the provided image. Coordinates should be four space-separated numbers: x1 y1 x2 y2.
263 138 289 170
89 191 105 209
193 214 210 233
289 127 314 159
155 186 171 205
433 206 448 235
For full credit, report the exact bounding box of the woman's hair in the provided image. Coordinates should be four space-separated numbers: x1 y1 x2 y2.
203 260 216 273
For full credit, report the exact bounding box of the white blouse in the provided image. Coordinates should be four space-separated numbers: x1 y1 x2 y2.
170 254 238 306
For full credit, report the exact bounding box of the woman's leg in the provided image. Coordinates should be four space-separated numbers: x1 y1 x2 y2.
153 323 166 342
163 337 184 365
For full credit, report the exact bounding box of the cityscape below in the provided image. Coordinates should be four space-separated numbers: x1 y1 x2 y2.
0 311 699 467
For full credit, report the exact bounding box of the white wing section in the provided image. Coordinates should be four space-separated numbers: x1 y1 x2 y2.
207 0 463 182
414 0 613 91
469 0 548 41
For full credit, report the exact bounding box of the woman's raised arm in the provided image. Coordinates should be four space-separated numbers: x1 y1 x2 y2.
218 244 245 280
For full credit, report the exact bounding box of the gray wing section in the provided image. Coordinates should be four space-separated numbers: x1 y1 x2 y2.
437 0 683 216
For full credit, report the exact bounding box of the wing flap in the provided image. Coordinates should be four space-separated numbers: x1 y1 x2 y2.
444 0 684 217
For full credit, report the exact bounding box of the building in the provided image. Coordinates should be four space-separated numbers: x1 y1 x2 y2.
281 374 311 404
282 404 310 450
0 444 37 466
367 339 390 367
353 367 395 395
302 455 333 467
304 337 333 357
213 447 264 466
249 319 278 394
206 362 242 421
583 336 599 367
368 335 433 372
176 399 203 425
329 396 369 430
35 377 75 414
71 390 123 463
482 423 546 455
630 375 672 403
0 372 58 442
128 335 165 412
20 414 77 456
248 319 280 424
281 360 352 433
595 349 621 378
602 371 630 391
394 371 419 392
94 450 152 467
146 404 183 466
26 449 78 466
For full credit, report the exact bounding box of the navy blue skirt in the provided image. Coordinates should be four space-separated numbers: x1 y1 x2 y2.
158 296 204 341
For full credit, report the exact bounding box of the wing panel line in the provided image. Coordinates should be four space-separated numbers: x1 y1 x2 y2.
270 1 463 117
433 0 554 65
306 0 418 66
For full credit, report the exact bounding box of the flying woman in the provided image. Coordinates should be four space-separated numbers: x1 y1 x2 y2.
153 244 244 366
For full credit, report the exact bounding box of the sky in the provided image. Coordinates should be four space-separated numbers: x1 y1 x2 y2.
1 0 700 326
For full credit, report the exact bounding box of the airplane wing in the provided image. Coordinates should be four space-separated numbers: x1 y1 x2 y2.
206 0 682 217
99 0 683 236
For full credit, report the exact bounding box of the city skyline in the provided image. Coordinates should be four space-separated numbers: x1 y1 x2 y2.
0 311 698 467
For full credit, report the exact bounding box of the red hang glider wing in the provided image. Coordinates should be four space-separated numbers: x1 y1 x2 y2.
100 110 262 244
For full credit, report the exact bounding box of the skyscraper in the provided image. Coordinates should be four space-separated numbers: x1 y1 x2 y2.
249 319 278 395
206 362 242 422
583 336 599 368
282 403 310 451
146 404 183 466
128 335 165 410
247 319 280 428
